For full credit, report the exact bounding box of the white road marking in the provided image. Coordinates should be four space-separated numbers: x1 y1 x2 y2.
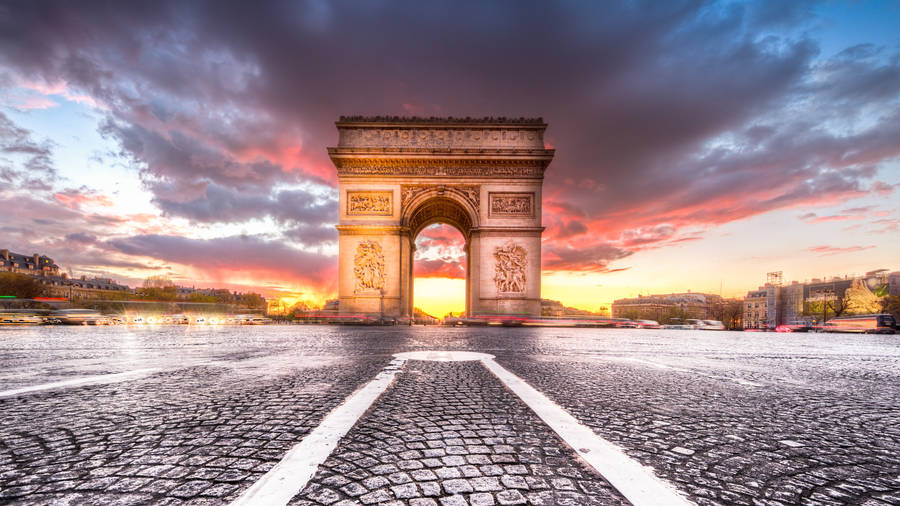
482 357 694 506
0 368 161 399
230 358 406 506
233 350 692 506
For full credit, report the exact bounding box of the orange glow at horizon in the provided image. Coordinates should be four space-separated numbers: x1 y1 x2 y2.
413 277 465 318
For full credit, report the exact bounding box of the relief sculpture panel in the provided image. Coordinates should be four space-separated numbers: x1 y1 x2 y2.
354 240 385 293
347 191 393 216
493 241 527 294
489 192 534 218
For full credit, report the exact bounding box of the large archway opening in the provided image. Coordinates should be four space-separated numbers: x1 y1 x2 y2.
404 195 476 321
413 223 466 321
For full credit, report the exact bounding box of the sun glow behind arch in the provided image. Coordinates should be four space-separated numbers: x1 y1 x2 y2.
413 223 466 318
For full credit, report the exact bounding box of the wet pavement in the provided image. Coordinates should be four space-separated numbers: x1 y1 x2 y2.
0 325 898 505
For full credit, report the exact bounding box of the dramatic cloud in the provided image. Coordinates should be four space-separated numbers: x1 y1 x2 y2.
0 0 898 286
0 112 57 190
106 234 336 287
414 224 466 278
542 242 633 272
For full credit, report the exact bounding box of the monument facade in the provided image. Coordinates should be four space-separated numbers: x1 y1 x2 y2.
330 116 555 317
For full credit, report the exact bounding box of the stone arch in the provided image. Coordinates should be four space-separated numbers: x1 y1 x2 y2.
405 195 476 241
330 116 554 319
405 196 475 317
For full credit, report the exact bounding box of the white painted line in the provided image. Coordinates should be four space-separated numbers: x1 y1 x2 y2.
230 358 406 506
0 368 161 399
481 357 694 506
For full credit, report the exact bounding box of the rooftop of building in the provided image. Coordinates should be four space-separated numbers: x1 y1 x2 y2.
613 292 722 304
0 249 58 268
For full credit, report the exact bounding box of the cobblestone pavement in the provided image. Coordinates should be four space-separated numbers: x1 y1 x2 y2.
0 343 387 504
1 325 898 505
497 353 900 505
292 360 626 506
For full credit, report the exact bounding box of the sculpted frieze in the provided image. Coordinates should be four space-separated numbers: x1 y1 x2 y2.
489 192 534 218
335 158 545 177
354 240 385 293
494 241 527 294
347 191 392 216
338 127 544 150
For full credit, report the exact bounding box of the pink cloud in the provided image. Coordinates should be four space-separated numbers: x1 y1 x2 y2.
54 190 114 210
808 245 874 256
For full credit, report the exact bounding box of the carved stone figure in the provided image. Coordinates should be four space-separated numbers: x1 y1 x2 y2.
354 240 385 292
493 241 527 293
490 193 533 217
347 191 392 215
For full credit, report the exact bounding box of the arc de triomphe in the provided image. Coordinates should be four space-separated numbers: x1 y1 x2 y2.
329 116 555 318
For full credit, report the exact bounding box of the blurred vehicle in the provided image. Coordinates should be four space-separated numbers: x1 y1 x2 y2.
53 309 106 325
661 318 697 330
634 319 661 329
698 320 726 330
775 321 812 333
0 313 43 325
610 318 637 328
818 314 896 334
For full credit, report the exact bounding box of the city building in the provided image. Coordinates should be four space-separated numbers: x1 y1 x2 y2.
889 271 900 296
0 249 60 277
44 276 131 300
611 292 723 321
2 248 130 299
743 289 769 329
541 299 608 318
743 268 896 328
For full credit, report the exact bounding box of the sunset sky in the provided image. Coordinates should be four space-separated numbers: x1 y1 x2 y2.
1 1 899 317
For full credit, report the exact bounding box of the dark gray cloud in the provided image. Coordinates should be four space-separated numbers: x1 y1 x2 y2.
151 181 334 226
0 0 897 273
0 112 57 190
106 234 336 285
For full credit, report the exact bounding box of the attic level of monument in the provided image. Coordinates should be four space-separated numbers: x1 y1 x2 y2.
337 115 547 125
329 116 554 179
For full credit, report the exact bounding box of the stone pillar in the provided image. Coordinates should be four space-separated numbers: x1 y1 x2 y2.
472 228 542 316
337 226 404 316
